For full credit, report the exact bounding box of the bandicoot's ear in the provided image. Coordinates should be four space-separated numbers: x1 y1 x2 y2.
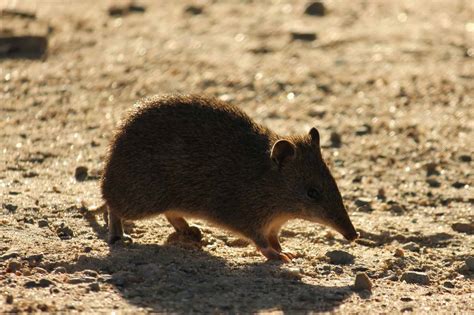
271 140 296 167
309 127 320 148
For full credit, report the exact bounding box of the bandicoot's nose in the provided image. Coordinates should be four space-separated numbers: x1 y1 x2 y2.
343 230 359 242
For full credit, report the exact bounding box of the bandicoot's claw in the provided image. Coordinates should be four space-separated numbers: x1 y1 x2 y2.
281 251 296 260
259 247 291 263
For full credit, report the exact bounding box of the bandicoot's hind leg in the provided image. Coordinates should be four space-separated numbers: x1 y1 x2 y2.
108 211 132 244
165 213 202 241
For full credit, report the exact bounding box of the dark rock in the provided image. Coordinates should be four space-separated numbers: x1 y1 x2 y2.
304 1 326 16
5 294 13 304
376 188 386 200
329 131 342 148
326 250 355 265
400 271 430 285
89 282 100 292
291 32 317 42
74 166 88 181
451 222 474 235
402 242 420 252
56 223 74 240
465 257 474 271
426 178 441 188
389 202 405 214
451 181 466 189
355 124 372 136
354 272 372 291
354 198 372 212
184 5 204 15
1 250 20 260
128 4 146 13
38 219 49 228
1 8 36 19
0 36 47 59
38 279 54 287
6 260 22 273
3 203 18 212
424 162 440 176
459 154 471 162
443 281 455 288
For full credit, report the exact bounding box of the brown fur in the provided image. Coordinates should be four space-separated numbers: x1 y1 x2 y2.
99 95 358 260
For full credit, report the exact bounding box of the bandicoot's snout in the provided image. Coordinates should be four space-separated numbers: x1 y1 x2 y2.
343 230 359 242
330 210 359 242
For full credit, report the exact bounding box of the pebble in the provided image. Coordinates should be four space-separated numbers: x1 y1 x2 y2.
0 36 48 59
56 223 74 240
1 250 20 260
451 181 466 189
326 250 355 265
184 5 204 15
451 222 474 235
402 242 420 252
3 203 18 212
424 162 440 177
52 266 67 274
389 203 405 214
355 124 372 136
400 271 430 285
83 269 98 277
354 272 373 291
376 188 386 200
89 282 100 292
74 166 88 181
304 1 326 16
443 281 455 288
290 31 317 42
67 276 96 284
281 267 303 279
6 260 22 273
329 131 342 148
459 154 471 162
25 278 54 288
354 198 372 212
84 246 93 253
465 257 474 271
5 294 13 304
394 248 404 257
38 219 49 228
426 178 441 188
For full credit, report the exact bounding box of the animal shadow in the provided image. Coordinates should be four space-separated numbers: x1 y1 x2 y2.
65 242 355 313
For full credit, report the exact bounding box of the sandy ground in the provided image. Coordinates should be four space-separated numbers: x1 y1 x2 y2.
1 0 473 313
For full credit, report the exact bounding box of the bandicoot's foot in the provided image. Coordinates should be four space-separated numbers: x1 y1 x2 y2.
281 251 296 260
259 247 292 263
178 225 202 242
108 233 133 245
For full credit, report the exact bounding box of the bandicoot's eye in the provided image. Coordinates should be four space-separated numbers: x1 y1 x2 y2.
307 188 322 200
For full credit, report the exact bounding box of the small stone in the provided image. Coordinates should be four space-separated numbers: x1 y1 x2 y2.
402 242 420 252
354 198 372 212
83 269 98 277
281 267 303 279
6 260 22 273
291 31 317 42
394 248 404 257
465 257 474 271
89 282 100 292
184 5 203 15
128 3 146 13
52 266 66 274
27 253 44 263
67 276 96 284
24 280 38 288
3 203 18 212
329 132 342 148
452 222 474 235
1 250 20 260
451 181 467 189
376 188 386 200
389 203 405 214
304 1 326 16
56 223 74 240
326 250 355 265
5 294 13 304
459 154 471 162
50 287 60 294
1 8 36 19
355 124 372 136
400 271 430 285
0 36 48 59
424 162 440 177
38 278 54 287
354 272 372 291
443 281 455 288
426 178 441 188
33 267 48 274
38 219 49 228
84 246 93 253
74 166 88 181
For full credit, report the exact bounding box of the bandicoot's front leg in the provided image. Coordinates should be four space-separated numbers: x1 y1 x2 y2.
253 234 291 263
268 232 295 260
108 211 132 244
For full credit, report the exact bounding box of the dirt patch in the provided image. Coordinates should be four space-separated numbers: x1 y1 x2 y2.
1 0 473 313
